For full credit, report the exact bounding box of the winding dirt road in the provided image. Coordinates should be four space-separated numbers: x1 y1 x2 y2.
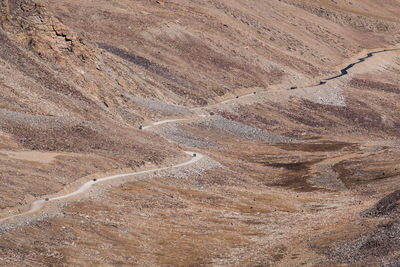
0 152 203 224
142 47 400 131
1 46 398 226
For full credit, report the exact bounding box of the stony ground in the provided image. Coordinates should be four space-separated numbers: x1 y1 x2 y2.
1 0 400 266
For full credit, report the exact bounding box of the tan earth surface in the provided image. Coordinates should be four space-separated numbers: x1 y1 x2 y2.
1 0 400 265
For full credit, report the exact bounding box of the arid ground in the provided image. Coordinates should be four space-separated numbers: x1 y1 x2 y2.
1 0 400 266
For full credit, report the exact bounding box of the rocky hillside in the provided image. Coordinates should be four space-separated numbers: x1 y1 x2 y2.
0 0 184 209
2 0 400 121
1 0 400 265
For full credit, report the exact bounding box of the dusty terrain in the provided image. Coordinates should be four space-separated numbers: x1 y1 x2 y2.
1 0 400 266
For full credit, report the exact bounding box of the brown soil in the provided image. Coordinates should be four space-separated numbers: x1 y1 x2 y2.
1 0 400 265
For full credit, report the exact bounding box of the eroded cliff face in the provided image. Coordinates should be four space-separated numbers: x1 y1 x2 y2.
1 0 95 67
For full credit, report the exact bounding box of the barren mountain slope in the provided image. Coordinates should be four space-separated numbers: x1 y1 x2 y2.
0 0 400 266
38 0 400 99
0 0 185 210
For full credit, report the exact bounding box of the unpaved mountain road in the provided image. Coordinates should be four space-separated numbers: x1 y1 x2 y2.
0 152 203 225
0 46 398 227
143 46 400 130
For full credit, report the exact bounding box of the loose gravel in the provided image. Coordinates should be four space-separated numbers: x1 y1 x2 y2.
154 124 219 148
310 163 347 191
292 83 347 107
130 96 192 118
0 108 80 127
381 258 400 267
194 115 293 143
323 220 400 265
152 154 222 180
